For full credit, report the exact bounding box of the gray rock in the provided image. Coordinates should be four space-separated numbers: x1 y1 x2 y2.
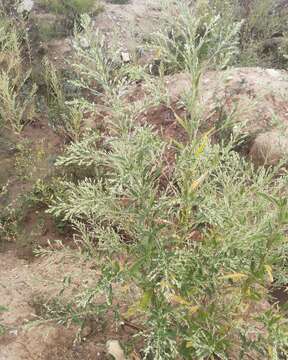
0 137 16 156
249 131 288 166
262 37 284 53
79 37 90 49
121 51 130 63
17 0 34 13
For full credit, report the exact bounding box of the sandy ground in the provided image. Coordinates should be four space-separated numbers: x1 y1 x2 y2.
0 248 110 360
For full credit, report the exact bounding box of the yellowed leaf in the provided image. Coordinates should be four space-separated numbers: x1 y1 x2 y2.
188 305 199 314
156 48 162 59
194 139 207 158
174 112 187 130
139 290 153 310
186 341 193 348
220 273 248 281
268 345 274 359
265 265 273 283
190 172 208 192
171 295 199 315
124 305 138 317
170 294 190 306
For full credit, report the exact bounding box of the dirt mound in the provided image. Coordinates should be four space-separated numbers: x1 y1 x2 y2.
166 67 288 133
140 67 288 163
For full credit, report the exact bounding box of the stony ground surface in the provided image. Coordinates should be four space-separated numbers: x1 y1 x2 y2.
96 0 163 50
35 0 164 67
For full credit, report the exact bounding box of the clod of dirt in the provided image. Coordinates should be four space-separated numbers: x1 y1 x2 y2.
106 340 126 360
249 130 288 166
121 51 131 63
46 38 72 61
0 134 16 157
262 37 284 54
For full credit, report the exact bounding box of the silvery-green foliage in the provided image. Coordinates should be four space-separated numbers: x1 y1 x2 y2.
150 0 243 74
0 25 37 133
45 3 288 359
49 120 288 358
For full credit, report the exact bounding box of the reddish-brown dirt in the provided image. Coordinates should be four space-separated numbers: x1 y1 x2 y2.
139 68 288 139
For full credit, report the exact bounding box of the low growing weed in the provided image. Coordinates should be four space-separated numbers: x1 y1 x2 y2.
0 23 37 133
0 305 8 336
43 57 85 141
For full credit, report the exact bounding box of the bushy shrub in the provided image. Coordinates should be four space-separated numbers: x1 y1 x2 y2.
45 5 288 358
36 0 104 34
209 0 288 68
149 0 243 74
37 0 103 16
49 126 288 359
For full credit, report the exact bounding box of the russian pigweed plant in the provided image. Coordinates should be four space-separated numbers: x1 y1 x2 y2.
43 57 86 141
206 0 288 68
149 0 243 74
44 2 288 358
50 128 288 358
0 0 286 357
